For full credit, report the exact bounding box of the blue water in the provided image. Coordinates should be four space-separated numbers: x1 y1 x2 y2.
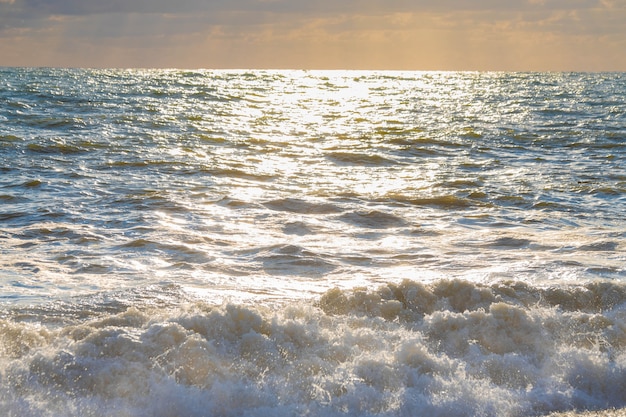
1 68 625 416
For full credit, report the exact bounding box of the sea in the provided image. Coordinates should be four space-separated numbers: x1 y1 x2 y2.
0 68 625 416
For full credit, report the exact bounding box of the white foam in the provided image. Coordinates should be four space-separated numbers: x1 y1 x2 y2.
1 279 626 416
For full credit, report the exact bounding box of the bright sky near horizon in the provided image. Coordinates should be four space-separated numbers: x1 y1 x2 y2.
1 0 625 71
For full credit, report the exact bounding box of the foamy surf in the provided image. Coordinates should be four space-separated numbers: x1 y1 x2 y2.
549 411 626 417
1 279 625 417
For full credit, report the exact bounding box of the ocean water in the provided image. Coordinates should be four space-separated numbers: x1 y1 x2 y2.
0 68 625 416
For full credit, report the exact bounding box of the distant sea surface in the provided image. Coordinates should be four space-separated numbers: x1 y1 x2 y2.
1 68 625 416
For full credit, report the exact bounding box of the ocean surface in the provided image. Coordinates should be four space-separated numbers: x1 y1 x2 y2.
1 68 625 416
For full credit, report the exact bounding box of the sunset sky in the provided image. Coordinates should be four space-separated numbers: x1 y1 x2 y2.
1 0 625 71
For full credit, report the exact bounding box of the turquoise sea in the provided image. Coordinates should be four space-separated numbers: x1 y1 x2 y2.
1 68 625 416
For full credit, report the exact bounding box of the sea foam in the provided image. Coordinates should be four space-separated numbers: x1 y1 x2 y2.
1 279 625 417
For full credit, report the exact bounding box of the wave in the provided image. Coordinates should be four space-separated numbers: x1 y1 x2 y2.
232 244 337 276
383 193 483 209
1 279 625 417
326 151 398 166
26 140 90 155
263 198 342 214
336 210 408 229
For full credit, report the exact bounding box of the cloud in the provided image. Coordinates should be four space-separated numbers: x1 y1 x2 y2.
1 0 611 21
0 0 625 69
3 0 619 33
18 0 208 15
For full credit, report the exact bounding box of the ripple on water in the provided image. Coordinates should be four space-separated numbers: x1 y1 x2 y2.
263 198 342 214
336 210 407 229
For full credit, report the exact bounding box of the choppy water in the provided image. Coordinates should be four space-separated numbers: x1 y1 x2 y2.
1 68 625 416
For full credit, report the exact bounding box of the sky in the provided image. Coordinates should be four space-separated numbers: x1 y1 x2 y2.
1 0 625 71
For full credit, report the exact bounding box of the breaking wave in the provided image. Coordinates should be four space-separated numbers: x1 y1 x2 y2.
1 279 626 417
